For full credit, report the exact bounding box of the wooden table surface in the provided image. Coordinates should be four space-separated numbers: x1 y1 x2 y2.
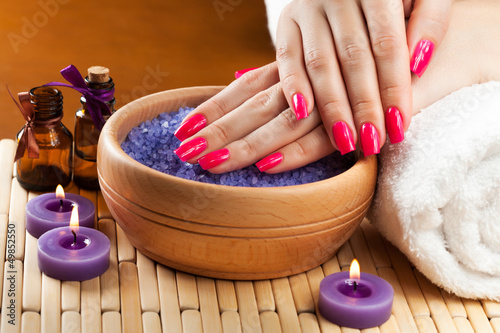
0 0 275 140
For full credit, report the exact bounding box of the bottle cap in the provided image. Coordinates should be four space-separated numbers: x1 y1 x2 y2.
87 66 110 83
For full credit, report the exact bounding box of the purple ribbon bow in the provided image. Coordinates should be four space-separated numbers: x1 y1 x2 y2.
45 65 114 129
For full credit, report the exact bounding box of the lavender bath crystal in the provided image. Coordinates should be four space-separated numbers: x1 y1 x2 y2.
121 107 355 187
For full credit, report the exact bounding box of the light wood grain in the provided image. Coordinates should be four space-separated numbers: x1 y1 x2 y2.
289 273 315 314
336 242 355 270
216 280 238 312
79 189 97 228
61 311 81 333
115 222 136 263
21 311 41 333
440 290 466 318
299 313 321 333
137 251 160 312
489 318 500 333
61 281 80 312
360 220 391 269
98 219 120 312
260 311 282 333
414 316 438 333
462 299 494 333
41 274 60 333
379 315 400 333
482 299 500 319
271 277 301 333
22 229 41 312
176 271 199 311
81 277 101 333
453 317 474 333
9 178 27 260
253 280 275 313
348 227 378 276
182 310 202 333
221 311 243 333
0 214 8 309
235 281 262 333
119 262 142 333
142 312 162 333
97 191 113 220
197 276 223 333
157 265 182 333
0 140 15 215
102 311 122 333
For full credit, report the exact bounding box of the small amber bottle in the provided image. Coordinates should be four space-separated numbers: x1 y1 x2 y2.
73 66 116 190
16 87 73 191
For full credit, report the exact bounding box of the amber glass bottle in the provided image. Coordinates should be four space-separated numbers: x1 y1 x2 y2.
16 87 73 191
73 66 115 190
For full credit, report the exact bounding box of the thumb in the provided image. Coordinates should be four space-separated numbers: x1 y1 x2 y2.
407 0 452 78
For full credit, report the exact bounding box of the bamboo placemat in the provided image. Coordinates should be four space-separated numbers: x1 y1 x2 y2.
1 138 499 333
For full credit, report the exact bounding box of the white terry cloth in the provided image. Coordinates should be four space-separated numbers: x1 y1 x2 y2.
368 81 500 300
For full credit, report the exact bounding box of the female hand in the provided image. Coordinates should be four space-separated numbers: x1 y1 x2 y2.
273 0 451 156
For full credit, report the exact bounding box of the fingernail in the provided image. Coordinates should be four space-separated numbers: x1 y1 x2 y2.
292 93 308 120
332 121 356 155
385 107 404 144
256 152 283 172
360 123 380 156
410 39 434 78
174 137 207 162
174 114 207 141
235 67 258 79
198 148 230 170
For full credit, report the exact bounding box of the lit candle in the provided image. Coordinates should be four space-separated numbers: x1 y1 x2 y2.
37 206 110 281
318 259 394 329
26 185 95 238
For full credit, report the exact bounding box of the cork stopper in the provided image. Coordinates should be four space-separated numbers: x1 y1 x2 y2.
87 66 110 83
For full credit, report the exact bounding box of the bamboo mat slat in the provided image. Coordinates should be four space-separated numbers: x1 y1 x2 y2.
1 138 500 332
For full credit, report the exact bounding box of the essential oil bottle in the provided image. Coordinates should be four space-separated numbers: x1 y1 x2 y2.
73 66 116 190
16 87 73 191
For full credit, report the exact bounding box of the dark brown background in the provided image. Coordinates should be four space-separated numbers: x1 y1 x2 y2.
0 0 275 139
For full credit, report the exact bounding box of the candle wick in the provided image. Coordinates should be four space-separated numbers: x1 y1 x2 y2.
71 229 77 246
59 199 63 211
353 281 357 292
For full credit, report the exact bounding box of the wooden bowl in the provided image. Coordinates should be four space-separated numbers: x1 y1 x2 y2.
97 86 377 280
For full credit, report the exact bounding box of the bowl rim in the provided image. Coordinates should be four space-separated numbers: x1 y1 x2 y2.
99 86 377 195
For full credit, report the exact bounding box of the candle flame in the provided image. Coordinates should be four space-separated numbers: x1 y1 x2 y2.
349 259 361 280
69 206 79 231
55 185 65 199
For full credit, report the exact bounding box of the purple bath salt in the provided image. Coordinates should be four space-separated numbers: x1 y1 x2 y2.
121 107 355 187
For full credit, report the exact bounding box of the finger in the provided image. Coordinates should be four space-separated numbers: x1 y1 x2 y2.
361 0 412 139
199 107 322 173
327 1 385 155
407 0 452 78
256 125 335 174
402 0 414 17
176 83 288 163
275 5 314 120
174 62 279 141
297 3 357 155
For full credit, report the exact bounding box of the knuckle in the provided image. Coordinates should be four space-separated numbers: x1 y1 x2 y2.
250 89 274 110
205 98 226 119
278 108 301 132
371 34 402 59
276 43 292 62
350 99 379 119
279 71 299 93
380 82 405 100
210 122 232 143
318 99 344 115
238 137 257 158
304 48 330 73
289 140 308 159
338 40 371 69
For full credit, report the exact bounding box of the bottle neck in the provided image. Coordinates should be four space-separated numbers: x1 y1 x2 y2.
80 77 116 112
29 86 63 125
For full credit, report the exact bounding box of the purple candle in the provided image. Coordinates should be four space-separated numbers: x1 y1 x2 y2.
37 206 110 281
319 259 393 329
26 185 95 238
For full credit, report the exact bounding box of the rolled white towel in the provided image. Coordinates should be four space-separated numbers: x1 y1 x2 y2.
369 81 500 300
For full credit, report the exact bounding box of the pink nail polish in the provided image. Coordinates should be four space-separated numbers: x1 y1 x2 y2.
256 152 283 172
360 123 380 156
174 114 207 141
410 39 434 78
198 148 230 170
174 137 207 162
385 107 404 144
332 122 356 155
235 67 258 79
292 93 308 120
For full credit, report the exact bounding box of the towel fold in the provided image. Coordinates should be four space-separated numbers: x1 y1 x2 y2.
369 81 500 300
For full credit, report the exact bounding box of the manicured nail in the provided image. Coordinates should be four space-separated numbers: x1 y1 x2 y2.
174 137 207 162
235 67 258 79
410 39 434 78
292 93 308 120
174 114 207 141
332 121 356 155
256 152 283 172
360 123 380 156
385 107 404 144
198 148 230 170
